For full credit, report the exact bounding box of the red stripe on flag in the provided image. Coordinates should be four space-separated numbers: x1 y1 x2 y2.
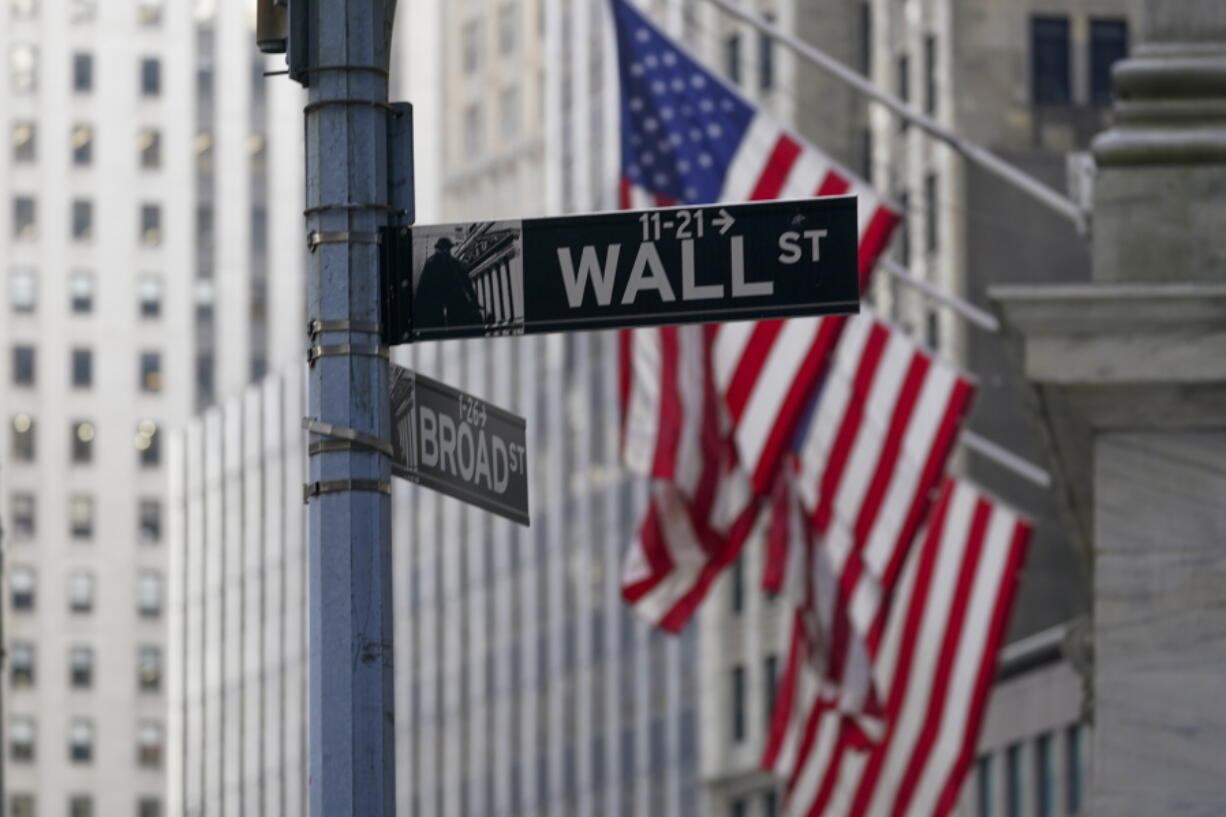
619 178 633 209
618 329 633 464
751 134 804 201
620 501 675 603
650 327 683 481
762 612 805 768
723 320 786 425
858 206 902 285
817 169 851 197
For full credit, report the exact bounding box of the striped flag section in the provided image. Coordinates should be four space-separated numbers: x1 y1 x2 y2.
776 479 1032 817
762 311 976 769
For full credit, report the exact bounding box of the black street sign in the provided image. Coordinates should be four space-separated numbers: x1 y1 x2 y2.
389 364 529 526
382 196 859 343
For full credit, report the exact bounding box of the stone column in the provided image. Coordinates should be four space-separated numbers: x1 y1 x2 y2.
994 2 1226 815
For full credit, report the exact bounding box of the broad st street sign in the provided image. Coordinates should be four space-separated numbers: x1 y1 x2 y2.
389 364 530 526
381 196 859 343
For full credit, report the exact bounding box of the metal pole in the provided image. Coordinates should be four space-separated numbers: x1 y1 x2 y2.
303 2 397 816
703 0 1090 234
880 257 1001 333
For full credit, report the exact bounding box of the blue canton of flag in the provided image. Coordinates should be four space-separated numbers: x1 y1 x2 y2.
611 0 753 204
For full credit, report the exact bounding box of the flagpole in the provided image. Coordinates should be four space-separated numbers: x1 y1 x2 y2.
701 0 1090 234
879 258 1001 333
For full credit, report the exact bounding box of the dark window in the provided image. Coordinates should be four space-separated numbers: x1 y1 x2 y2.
13 345 35 385
137 721 162 767
1031 16 1071 105
139 351 162 392
139 499 161 542
730 554 745 614
72 52 92 92
924 34 937 115
1035 732 1053 817
731 798 747 817
10 718 35 761
897 54 910 130
899 192 911 266
725 33 742 85
72 124 93 165
10 566 35 610
11 492 35 538
926 310 940 350
925 172 938 252
10 794 35 817
138 798 162 817
1090 19 1129 106
13 196 36 239
10 641 34 686
69 645 93 688
13 121 35 162
72 348 92 387
730 664 746 742
764 654 779 727
758 16 775 91
1004 743 1021 817
1065 725 1083 814
975 754 993 817
138 646 162 691
764 791 778 817
138 275 162 318
858 3 871 76
12 414 35 461
70 270 94 313
140 204 161 245
69 494 93 538
140 57 160 96
71 420 94 464
72 198 92 241
69 795 93 817
139 129 161 169
138 420 160 466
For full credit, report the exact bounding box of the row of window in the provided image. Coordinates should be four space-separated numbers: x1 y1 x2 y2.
7 492 162 543
9 716 163 767
723 20 776 93
10 643 162 692
9 415 162 466
9 566 163 617
9 267 163 317
11 794 161 817
12 122 164 168
461 5 522 75
9 0 164 25
462 86 522 158
975 725 1085 817
11 198 163 244
12 347 165 391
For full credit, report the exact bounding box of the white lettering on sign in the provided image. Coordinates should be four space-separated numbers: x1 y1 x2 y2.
731 235 772 298
416 404 526 495
778 229 828 265
621 242 676 304
681 239 723 300
557 244 621 307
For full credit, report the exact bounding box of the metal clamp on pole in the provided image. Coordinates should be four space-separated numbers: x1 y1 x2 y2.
303 479 392 504
307 230 382 252
307 319 383 338
306 343 389 365
303 418 395 457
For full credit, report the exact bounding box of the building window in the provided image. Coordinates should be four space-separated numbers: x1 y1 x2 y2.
69 494 94 538
924 34 937 115
137 0 162 25
69 795 93 817
11 492 35 538
11 0 36 19
136 721 163 767
10 641 35 687
72 198 93 241
72 123 93 165
925 172 938 252
730 664 746 742
139 351 162 392
10 717 35 762
463 20 481 74
136 419 159 466
731 798 747 817
10 566 35 610
139 128 161 169
140 57 160 96
1031 16 1071 105
71 420 95 464
1034 732 1053 817
137 572 162 617
764 654 778 727
138 274 162 318
72 52 92 92
858 2 871 76
729 554 744 614
758 15 775 91
464 104 482 158
13 195 36 240
499 4 517 54
70 0 93 22
501 85 520 143
897 53 910 130
69 645 93 688
69 718 93 762
1065 724 1084 814
68 570 95 614
138 645 162 691
70 269 94 313
140 204 161 245
12 121 35 163
1004 742 1021 817
11 413 35 461
975 754 993 817
10 44 38 94
926 309 940 350
72 348 92 388
11 266 36 312
1090 19 1129 106
139 499 161 543
724 32 741 84
10 794 35 817
138 798 162 817
13 344 35 386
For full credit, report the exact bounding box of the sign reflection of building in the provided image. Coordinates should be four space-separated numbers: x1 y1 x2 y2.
455 222 523 331
389 366 417 473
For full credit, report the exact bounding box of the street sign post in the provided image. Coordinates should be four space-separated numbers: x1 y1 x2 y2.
382 196 859 344
389 364 530 526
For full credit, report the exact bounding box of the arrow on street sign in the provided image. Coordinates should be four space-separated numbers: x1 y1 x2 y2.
381 196 859 343
389 364 530 526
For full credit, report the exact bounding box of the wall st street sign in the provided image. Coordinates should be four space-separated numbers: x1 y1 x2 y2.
381 196 860 343
389 364 530 526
